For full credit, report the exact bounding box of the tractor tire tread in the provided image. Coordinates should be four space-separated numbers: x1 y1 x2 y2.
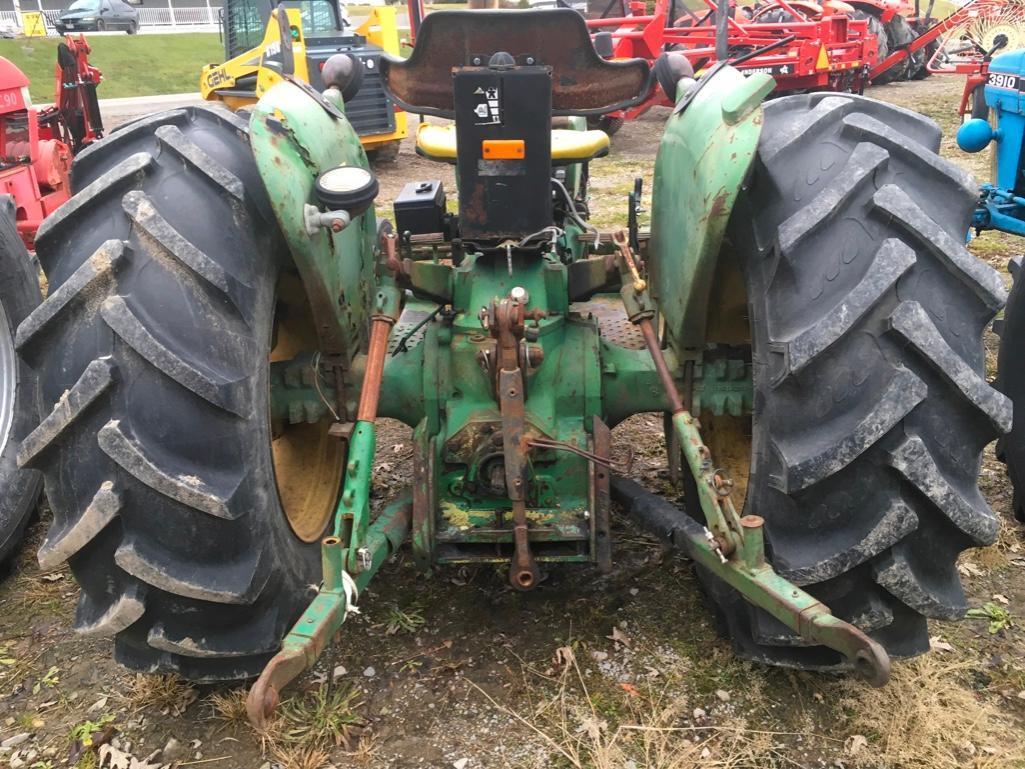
20 106 320 680
697 92 1007 668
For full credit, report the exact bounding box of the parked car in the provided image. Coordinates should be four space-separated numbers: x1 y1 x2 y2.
55 0 139 34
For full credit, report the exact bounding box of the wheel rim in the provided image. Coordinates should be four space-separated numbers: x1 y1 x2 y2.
270 273 345 542
0 297 15 459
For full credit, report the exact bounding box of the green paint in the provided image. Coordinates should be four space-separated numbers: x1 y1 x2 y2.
649 66 774 354
249 60 885 691
276 493 411 671
249 80 377 364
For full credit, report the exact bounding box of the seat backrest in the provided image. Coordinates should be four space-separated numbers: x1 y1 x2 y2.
379 9 651 118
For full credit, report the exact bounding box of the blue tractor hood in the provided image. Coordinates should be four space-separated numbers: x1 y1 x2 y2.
985 49 1025 195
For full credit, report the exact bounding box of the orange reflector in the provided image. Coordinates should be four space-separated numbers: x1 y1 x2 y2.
815 44 830 70
482 139 525 160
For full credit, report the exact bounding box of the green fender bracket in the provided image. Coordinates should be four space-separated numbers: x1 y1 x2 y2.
649 66 775 354
249 81 379 362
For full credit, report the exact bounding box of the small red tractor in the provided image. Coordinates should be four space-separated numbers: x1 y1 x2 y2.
0 36 102 571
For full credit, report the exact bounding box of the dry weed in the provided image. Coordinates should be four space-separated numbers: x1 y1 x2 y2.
207 686 249 725
117 673 197 716
840 655 1025 769
269 742 332 769
469 651 786 768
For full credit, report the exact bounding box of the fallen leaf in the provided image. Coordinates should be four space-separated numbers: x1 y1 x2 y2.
958 562 983 578
993 594 1010 605
575 714 608 740
619 682 640 697
98 744 165 769
553 646 575 671
607 627 631 648
930 636 954 652
87 696 109 714
40 573 64 582
846 735 868 756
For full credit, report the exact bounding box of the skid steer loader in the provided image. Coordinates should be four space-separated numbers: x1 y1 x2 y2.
17 6 1009 725
199 0 406 160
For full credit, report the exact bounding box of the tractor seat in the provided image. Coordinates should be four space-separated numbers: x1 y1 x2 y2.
415 123 611 165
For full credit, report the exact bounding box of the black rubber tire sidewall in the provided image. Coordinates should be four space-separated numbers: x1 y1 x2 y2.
997 258 1025 521
0 199 42 568
23 107 322 680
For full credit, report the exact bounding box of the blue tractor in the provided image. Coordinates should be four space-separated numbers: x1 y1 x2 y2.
958 45 1025 520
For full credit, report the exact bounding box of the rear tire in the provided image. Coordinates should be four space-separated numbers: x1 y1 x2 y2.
127 20 137 34
0 198 42 569
856 10 889 75
996 256 1025 522
691 93 1009 671
867 11 910 84
16 107 326 680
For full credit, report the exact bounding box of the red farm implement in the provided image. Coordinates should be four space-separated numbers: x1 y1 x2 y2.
0 34 103 249
574 0 1025 131
0 35 103 573
582 0 875 128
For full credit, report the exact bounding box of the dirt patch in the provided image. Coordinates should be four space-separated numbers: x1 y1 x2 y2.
2 78 1025 769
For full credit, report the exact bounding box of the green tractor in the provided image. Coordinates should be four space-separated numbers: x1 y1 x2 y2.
15 7 1009 724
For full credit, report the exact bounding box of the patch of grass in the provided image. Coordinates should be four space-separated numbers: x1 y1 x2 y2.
840 655 1025 769
277 683 365 748
0 34 222 102
381 602 426 635
470 645 791 769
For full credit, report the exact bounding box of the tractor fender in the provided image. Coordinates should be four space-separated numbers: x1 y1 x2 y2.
648 65 774 354
249 79 378 364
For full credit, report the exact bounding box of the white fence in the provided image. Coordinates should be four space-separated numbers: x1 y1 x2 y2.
0 5 220 30
137 5 218 25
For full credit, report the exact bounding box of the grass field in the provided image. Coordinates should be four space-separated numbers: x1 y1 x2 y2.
0 33 222 102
